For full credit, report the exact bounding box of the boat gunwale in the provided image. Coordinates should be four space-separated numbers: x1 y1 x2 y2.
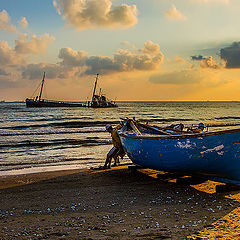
119 127 240 140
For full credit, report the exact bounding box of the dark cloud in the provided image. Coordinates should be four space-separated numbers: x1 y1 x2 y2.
58 48 87 67
20 41 164 82
58 41 164 75
22 63 65 80
220 42 240 68
85 56 119 75
191 55 206 61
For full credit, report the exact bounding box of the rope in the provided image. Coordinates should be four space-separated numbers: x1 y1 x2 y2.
30 81 42 99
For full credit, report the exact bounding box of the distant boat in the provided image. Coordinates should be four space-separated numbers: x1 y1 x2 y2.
119 119 240 185
25 73 117 108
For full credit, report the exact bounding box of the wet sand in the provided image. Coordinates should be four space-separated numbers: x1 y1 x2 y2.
0 165 240 239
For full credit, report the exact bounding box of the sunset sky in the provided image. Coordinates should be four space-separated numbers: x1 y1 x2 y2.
1 0 240 101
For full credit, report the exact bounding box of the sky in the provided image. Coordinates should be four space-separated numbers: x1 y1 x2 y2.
1 0 240 101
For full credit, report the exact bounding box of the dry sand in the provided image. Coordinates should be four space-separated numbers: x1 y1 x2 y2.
0 165 240 240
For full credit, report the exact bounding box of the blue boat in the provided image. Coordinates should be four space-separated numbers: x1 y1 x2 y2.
119 120 240 185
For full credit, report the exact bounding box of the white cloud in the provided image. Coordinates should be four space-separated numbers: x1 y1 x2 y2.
18 17 28 29
143 41 161 55
53 0 138 30
0 33 55 69
15 34 55 54
0 10 17 33
84 41 164 74
0 41 24 66
165 5 187 21
200 56 223 69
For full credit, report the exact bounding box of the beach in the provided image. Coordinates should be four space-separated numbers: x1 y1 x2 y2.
1 165 240 239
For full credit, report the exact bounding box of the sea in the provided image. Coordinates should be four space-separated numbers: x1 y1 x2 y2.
0 101 240 176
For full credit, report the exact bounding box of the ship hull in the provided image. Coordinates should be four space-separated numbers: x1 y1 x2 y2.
25 99 84 108
25 98 117 108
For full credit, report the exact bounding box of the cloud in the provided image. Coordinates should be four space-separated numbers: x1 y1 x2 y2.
0 10 17 33
18 17 28 29
220 42 240 68
165 5 187 21
0 33 55 68
22 63 66 80
0 41 24 66
191 55 206 61
191 55 223 69
200 56 223 69
15 34 55 54
58 48 87 67
84 41 164 74
21 41 164 79
53 0 138 30
143 41 161 54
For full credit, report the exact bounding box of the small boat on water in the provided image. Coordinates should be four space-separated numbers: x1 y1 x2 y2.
119 119 240 185
25 73 117 108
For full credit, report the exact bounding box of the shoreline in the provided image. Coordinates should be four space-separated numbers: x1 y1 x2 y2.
0 164 90 178
1 165 240 239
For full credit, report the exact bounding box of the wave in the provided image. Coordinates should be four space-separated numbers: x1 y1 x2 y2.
0 128 105 136
0 138 111 149
215 116 240 120
18 116 94 123
138 118 194 123
2 120 120 130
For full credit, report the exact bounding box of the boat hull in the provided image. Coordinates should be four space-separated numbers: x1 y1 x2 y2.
26 99 117 108
26 99 84 108
120 130 240 184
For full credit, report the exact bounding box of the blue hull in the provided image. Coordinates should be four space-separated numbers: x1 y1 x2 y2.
120 129 240 184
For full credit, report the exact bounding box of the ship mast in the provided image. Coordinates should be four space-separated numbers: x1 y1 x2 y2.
92 73 99 102
39 72 45 101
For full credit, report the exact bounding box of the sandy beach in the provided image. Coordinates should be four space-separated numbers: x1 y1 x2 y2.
0 165 240 240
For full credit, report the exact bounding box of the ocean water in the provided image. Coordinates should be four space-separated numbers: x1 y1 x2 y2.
0 101 240 176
